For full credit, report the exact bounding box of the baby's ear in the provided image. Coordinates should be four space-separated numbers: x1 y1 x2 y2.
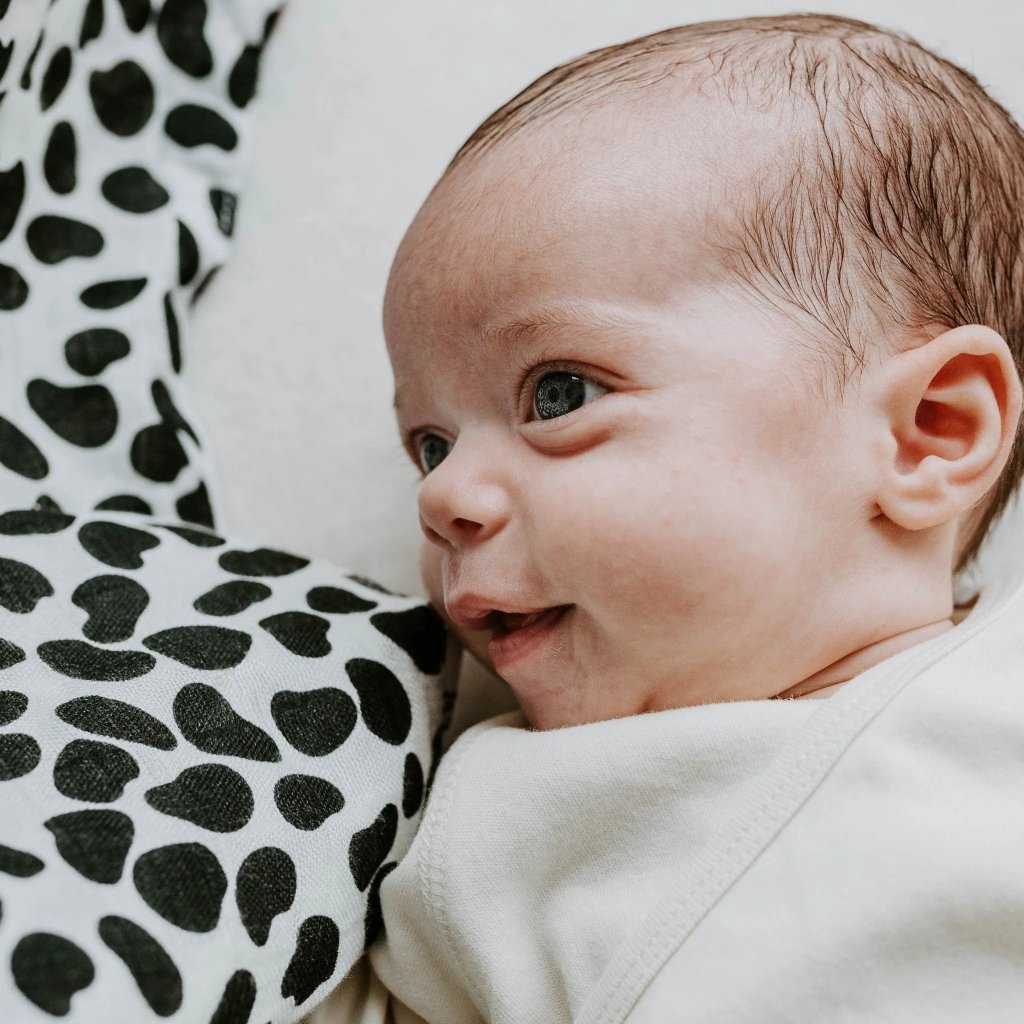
875 324 1022 532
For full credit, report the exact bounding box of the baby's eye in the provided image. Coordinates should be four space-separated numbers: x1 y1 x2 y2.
416 433 451 474
532 371 608 420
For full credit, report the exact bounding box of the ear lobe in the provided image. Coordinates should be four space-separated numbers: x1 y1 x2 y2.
877 324 1022 533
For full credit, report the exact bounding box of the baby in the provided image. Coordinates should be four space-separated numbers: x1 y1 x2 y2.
316 12 1024 1024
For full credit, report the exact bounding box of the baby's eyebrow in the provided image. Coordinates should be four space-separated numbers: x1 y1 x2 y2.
482 303 647 351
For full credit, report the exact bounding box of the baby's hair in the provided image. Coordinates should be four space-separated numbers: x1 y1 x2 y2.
446 13 1024 574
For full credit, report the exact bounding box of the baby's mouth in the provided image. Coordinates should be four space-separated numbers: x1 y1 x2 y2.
486 604 573 671
494 606 572 635
444 594 574 639
495 606 569 630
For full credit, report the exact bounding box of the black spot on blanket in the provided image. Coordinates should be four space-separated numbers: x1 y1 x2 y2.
228 43 260 108
73 574 149 642
173 682 280 762
177 220 199 285
0 508 73 534
18 30 43 91
0 733 41 780
0 641 27 671
281 916 339 1006
27 379 117 447
156 523 224 547
271 688 356 756
146 763 254 832
98 916 183 1016
12 933 94 1015
157 0 213 78
133 842 226 932
371 605 447 674
0 416 46 476
176 481 214 527
210 188 236 236
54 739 140 802
348 804 398 892
0 690 27 725
45 809 134 882
0 263 29 310
191 264 220 304
402 752 424 818
40 46 72 111
209 969 257 1024
219 547 309 577
274 775 344 831
65 328 130 376
78 520 160 568
56 695 177 750
165 291 182 372
194 580 271 616
27 215 103 265
101 166 169 213
0 557 53 613
90 61 153 135
80 276 147 309
164 103 237 150
38 640 155 681
306 585 376 615
346 658 412 745
44 121 77 194
93 494 152 515
236 847 296 946
0 160 24 240
117 0 151 33
130 422 188 482
0 843 44 877
80 0 104 47
259 611 331 657
143 625 251 669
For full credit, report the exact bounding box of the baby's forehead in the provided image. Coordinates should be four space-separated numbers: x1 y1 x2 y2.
443 79 778 210
387 88 785 335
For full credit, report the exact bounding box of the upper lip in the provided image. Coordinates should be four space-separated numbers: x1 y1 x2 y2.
446 593 564 632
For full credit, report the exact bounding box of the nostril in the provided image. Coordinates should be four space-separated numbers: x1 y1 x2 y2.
452 517 483 536
421 515 485 549
419 519 449 548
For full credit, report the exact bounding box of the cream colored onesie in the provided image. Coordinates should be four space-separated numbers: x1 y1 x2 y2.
313 571 1024 1024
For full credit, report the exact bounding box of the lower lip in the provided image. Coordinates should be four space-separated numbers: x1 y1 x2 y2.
487 605 572 672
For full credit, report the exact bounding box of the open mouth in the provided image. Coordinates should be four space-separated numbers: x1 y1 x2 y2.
494 606 571 635
487 604 573 670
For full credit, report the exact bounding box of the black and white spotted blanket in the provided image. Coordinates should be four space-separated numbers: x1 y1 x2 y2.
0 2 454 1021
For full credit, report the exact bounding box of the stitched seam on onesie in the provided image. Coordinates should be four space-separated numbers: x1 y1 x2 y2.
417 720 494 1015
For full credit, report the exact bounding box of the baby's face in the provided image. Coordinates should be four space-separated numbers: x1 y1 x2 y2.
387 98 874 729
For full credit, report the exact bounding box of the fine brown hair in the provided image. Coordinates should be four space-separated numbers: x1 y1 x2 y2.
447 13 1024 574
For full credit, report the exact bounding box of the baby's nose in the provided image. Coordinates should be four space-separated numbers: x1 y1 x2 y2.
417 444 511 549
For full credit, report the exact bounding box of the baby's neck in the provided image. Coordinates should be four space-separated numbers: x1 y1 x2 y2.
774 617 956 700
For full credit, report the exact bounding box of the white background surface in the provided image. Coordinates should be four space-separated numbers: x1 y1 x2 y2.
190 0 1024 711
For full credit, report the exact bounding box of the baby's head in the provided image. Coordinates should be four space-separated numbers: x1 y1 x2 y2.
386 13 1024 729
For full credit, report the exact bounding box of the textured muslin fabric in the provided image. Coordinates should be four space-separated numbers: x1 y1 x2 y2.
309 571 1024 1024
0 1 457 1020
